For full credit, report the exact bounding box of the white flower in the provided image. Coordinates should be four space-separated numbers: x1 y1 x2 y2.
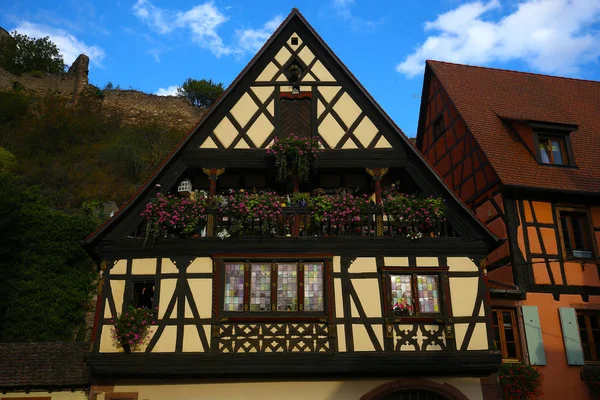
217 229 231 240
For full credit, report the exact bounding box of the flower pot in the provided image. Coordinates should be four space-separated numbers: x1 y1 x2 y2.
122 342 132 354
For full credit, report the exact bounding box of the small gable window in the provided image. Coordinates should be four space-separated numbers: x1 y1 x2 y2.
132 280 155 310
557 206 595 259
538 135 567 165
433 116 444 139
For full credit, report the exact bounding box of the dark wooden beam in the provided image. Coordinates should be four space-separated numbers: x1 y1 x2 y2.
87 351 501 378
181 149 406 169
94 237 490 259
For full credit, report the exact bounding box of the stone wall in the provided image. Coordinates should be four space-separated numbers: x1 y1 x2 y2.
102 90 204 131
0 48 204 131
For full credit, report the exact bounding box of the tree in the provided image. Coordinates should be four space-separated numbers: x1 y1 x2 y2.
177 78 224 108
0 31 66 75
0 159 96 342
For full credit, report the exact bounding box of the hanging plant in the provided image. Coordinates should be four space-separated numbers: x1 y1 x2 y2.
266 134 320 181
498 364 544 400
110 305 157 353
382 193 446 239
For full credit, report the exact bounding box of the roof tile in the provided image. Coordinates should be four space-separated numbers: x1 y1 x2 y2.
429 60 600 194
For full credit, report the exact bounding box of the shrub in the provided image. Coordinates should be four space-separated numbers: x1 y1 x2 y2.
498 364 544 400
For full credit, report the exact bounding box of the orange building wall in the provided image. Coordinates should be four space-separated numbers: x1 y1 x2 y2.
522 293 600 400
515 200 600 288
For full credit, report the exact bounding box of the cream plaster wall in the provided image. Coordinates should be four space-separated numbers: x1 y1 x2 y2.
103 377 483 400
348 257 377 273
449 277 479 317
112 259 127 274
447 257 478 272
187 257 212 273
132 258 156 275
351 278 381 318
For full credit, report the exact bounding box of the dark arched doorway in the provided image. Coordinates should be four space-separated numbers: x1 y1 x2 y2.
360 378 470 400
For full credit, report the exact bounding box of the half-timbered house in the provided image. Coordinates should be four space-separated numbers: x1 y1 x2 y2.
83 10 502 400
416 60 600 399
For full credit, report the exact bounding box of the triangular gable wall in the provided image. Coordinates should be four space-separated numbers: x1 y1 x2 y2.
84 9 497 252
188 19 394 151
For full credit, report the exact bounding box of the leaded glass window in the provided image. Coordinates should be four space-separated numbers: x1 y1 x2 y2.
277 263 298 311
250 263 271 311
390 275 413 310
224 263 245 311
221 260 327 314
304 262 324 311
388 273 442 315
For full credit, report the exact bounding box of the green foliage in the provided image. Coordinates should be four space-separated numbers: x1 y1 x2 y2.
0 147 16 172
267 134 320 181
0 90 183 209
582 366 600 394
382 192 446 239
177 78 224 108
498 364 544 400
0 165 96 342
0 31 66 75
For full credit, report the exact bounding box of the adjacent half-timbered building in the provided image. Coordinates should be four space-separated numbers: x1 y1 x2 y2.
83 10 502 400
416 60 600 399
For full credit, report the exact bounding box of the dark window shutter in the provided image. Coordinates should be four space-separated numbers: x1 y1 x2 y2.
280 98 311 138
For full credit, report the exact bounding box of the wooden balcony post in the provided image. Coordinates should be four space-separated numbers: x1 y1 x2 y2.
366 167 389 237
202 168 225 237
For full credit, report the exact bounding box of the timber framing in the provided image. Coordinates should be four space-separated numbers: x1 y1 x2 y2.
93 237 492 259
82 9 498 257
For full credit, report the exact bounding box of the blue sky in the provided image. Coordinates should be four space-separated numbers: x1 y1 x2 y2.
2 0 600 136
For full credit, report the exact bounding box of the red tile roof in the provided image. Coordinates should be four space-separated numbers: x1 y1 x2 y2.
0 342 89 389
428 60 600 194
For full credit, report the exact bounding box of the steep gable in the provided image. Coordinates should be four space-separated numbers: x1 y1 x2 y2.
84 9 497 254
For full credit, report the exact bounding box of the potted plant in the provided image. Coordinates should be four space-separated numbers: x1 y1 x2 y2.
218 189 283 236
393 300 413 316
110 305 157 353
498 364 544 400
382 193 446 239
267 134 320 182
291 192 310 207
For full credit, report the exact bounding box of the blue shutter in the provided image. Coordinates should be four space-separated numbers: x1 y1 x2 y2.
559 307 585 365
522 306 547 365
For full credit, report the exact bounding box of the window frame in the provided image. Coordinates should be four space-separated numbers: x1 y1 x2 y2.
217 257 331 320
576 310 600 363
432 115 445 139
532 129 575 167
381 266 447 320
130 279 156 310
492 308 523 362
556 205 597 259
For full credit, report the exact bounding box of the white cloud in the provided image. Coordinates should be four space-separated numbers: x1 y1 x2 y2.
331 0 381 31
397 0 600 78
132 0 281 58
236 15 283 53
155 85 180 96
12 21 105 67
